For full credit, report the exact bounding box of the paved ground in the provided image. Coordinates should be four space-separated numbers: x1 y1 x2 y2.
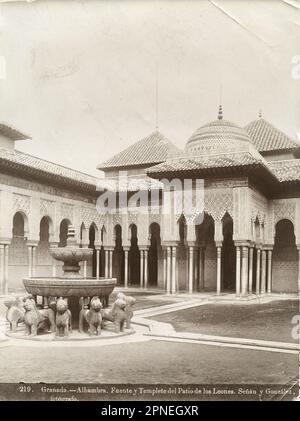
0 291 298 393
0 339 297 384
150 299 299 343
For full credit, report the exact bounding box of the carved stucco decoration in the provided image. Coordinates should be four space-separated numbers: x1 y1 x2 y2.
204 190 233 221
81 206 102 230
60 202 74 222
13 194 31 216
274 203 296 225
40 199 55 219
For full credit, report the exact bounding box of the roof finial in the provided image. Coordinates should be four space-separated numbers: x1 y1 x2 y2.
218 104 223 120
258 109 262 119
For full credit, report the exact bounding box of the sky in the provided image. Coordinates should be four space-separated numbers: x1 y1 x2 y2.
0 0 300 176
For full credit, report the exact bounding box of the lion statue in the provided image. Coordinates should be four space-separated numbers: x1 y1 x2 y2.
117 292 136 329
23 297 56 336
79 296 102 336
4 296 25 332
101 297 127 333
55 297 72 337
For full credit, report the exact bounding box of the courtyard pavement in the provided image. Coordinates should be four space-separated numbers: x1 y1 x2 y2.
0 289 299 395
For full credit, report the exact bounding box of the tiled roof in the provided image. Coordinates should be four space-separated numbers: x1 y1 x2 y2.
0 148 98 189
268 159 300 182
0 122 31 141
147 151 267 176
97 131 182 170
245 118 299 153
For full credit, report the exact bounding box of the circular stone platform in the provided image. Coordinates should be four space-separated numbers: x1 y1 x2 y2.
5 322 135 342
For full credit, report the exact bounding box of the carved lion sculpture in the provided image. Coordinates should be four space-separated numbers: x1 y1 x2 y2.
23 297 56 336
117 293 136 329
79 296 103 335
101 298 127 333
55 297 72 337
5 296 25 332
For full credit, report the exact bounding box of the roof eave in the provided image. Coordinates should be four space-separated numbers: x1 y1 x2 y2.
0 158 98 195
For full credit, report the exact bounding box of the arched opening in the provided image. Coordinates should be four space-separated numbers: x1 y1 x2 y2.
59 219 71 247
112 225 124 285
273 219 298 293
37 216 52 270
222 212 235 291
129 224 140 285
89 224 96 277
148 223 162 287
80 222 88 247
9 212 29 289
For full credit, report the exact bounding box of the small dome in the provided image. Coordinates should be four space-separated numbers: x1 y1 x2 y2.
185 107 253 156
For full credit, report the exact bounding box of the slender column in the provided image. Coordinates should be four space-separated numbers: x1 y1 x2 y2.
83 260 87 279
144 249 148 289
96 249 100 279
52 257 56 277
43 296 49 309
261 249 267 294
235 246 241 296
216 246 222 295
109 250 113 278
32 246 37 278
4 245 9 295
140 249 144 288
28 246 32 277
248 247 254 294
199 248 205 290
163 248 167 290
188 246 194 294
0 245 4 295
166 246 171 294
256 248 261 295
124 249 129 288
267 249 273 294
241 246 249 296
171 246 177 294
105 250 109 277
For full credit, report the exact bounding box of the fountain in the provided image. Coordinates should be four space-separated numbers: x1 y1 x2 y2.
5 224 134 339
23 225 116 308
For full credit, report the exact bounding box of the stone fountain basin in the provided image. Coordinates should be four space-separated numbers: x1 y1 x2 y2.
49 247 93 264
23 277 117 298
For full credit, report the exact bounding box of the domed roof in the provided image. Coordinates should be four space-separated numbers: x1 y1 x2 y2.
185 106 253 156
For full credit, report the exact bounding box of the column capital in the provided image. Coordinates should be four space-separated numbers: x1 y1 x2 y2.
104 246 114 252
234 240 250 247
215 241 223 248
187 241 197 248
123 246 130 252
0 237 12 246
27 241 39 247
162 241 179 248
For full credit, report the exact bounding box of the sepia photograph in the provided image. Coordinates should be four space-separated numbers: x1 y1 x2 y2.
0 0 299 404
